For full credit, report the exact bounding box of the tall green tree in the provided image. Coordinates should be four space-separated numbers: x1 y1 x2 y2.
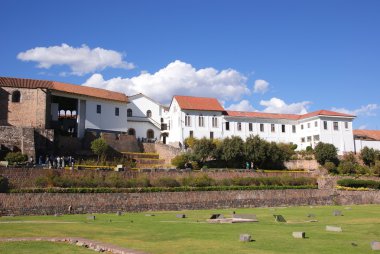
192 138 216 164
244 135 268 168
221 136 244 167
314 142 338 166
90 138 109 162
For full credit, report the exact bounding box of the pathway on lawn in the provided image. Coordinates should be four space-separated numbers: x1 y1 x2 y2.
0 237 149 254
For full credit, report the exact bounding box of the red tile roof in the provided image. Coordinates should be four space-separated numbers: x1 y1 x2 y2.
226 109 355 120
0 77 128 103
353 130 380 141
174 95 224 111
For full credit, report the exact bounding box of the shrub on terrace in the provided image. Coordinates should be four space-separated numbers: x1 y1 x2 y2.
314 142 338 166
360 147 380 166
4 152 28 165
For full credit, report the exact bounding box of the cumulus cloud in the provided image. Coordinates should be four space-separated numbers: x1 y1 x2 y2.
226 100 256 112
260 97 311 114
253 79 269 94
17 43 134 75
83 60 249 104
331 104 379 116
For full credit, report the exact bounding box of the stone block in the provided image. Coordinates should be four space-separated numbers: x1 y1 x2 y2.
176 214 186 218
292 232 306 239
273 214 286 222
239 234 251 242
87 215 95 220
210 214 224 219
326 226 342 232
371 241 380 250
116 211 122 216
333 210 343 216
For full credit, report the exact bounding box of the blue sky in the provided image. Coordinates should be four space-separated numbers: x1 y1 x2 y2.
1 0 379 129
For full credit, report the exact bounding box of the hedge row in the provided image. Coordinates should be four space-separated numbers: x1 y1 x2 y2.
337 179 380 189
10 185 317 194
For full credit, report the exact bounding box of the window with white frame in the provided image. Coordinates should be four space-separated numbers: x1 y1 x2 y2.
249 123 253 132
345 122 349 129
281 124 286 133
271 124 275 132
307 123 311 128
226 122 230 131
324 121 328 130
212 116 218 128
199 115 204 127
185 114 191 127
260 123 264 132
307 136 312 142
292 125 296 133
237 122 242 131
301 124 304 130
313 135 320 141
301 137 305 143
333 121 339 131
315 121 318 127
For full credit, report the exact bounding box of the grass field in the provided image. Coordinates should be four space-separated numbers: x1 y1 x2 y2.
1 205 380 254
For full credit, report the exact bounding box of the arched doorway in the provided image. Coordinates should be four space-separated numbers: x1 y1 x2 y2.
147 129 154 139
11 90 21 103
128 128 136 136
146 110 152 118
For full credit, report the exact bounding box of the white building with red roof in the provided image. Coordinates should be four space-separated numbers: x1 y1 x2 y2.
163 95 356 154
353 129 380 152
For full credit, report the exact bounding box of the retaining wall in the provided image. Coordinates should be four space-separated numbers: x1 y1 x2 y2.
1 189 379 216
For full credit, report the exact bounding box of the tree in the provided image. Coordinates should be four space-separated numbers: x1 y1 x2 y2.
360 147 377 166
4 152 28 165
244 135 268 169
221 136 244 167
314 142 338 166
171 153 191 169
192 138 216 164
90 138 109 162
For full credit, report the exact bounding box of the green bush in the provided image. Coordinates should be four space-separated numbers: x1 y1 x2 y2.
314 142 338 166
337 161 356 175
192 138 216 164
4 152 28 165
360 147 379 166
90 138 109 161
337 178 380 189
0 175 9 193
324 161 338 174
171 153 191 169
221 136 244 168
373 161 380 176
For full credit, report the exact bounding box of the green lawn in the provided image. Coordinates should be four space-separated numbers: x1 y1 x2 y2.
0 205 380 254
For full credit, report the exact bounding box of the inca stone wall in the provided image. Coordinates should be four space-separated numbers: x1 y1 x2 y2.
0 190 379 216
143 143 181 165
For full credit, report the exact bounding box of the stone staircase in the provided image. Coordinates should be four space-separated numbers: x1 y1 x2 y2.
122 152 167 169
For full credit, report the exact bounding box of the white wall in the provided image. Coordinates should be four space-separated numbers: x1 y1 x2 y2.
127 94 162 124
85 99 128 132
355 140 380 152
127 121 160 140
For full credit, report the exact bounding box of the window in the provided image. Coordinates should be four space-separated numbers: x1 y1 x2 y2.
237 122 242 131
115 107 119 116
345 122 349 129
282 124 286 133
324 121 328 130
128 128 135 136
212 116 218 128
127 109 132 117
292 125 296 133
315 121 318 127
301 124 304 130
333 121 339 131
260 123 264 132
147 129 154 139
301 137 305 143
210 132 214 139
199 115 204 127
146 110 152 118
271 124 275 132
96 105 101 114
307 136 312 142
313 135 320 141
189 130 193 138
185 115 191 127
226 122 230 131
307 123 311 128
249 123 253 132
11 90 21 103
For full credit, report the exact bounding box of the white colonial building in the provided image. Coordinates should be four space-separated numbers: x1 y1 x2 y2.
164 95 356 154
126 93 168 142
353 130 380 152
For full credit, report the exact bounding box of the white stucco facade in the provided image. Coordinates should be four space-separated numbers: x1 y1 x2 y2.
162 96 356 154
354 140 380 152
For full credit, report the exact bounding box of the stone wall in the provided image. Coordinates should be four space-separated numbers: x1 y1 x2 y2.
284 159 319 171
143 143 181 165
0 126 54 159
101 132 140 153
0 87 48 128
1 189 379 216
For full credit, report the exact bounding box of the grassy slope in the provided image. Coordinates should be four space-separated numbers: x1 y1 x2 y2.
0 205 379 254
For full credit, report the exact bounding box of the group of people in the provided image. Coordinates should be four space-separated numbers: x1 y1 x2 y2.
38 155 75 169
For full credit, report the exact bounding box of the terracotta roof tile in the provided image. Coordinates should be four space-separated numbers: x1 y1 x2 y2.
226 109 355 120
353 129 380 141
0 77 128 103
174 95 224 111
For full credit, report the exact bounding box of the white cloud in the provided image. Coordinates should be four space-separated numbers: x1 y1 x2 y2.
331 104 379 116
17 43 134 75
358 125 368 130
83 60 249 104
253 79 269 94
226 100 256 112
260 97 311 114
